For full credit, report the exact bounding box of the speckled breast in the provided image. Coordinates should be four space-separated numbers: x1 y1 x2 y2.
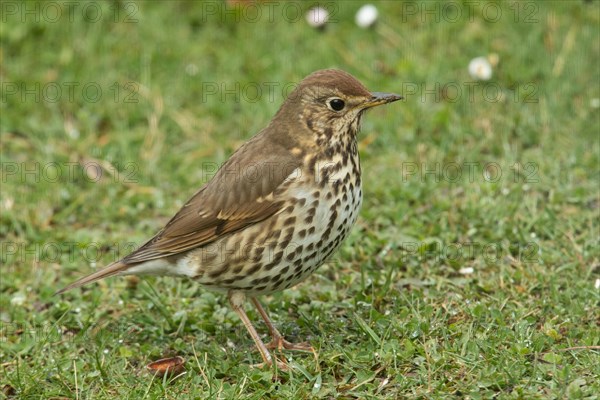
190 144 362 295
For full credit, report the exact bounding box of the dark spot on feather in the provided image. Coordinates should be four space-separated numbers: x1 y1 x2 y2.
267 229 281 241
248 263 262 275
273 279 284 288
333 180 342 194
306 118 313 130
202 251 219 264
254 247 265 258
329 210 338 221
272 251 284 265
233 265 244 274
263 261 277 271
208 265 228 279
215 223 226 235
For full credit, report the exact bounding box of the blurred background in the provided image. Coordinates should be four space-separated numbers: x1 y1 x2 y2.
1 1 599 398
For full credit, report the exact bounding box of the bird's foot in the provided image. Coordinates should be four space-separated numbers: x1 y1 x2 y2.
266 335 314 352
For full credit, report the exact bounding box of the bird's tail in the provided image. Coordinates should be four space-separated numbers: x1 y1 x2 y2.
55 261 130 295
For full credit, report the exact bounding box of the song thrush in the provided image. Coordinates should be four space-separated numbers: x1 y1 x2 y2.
57 69 402 368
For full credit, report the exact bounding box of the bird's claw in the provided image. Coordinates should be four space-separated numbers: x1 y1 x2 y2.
266 336 314 352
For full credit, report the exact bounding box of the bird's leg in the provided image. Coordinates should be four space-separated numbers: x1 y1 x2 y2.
228 291 288 370
251 297 314 352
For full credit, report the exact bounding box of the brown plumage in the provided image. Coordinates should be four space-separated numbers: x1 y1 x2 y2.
57 69 402 368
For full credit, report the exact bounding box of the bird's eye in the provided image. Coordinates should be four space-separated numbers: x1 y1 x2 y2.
328 98 345 111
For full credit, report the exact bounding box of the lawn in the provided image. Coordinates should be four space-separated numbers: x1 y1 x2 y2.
1 1 599 398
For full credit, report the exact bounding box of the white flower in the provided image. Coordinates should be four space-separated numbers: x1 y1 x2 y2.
356 4 378 28
306 7 329 28
468 56 493 81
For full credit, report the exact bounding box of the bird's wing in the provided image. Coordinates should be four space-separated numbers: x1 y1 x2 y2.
121 134 302 264
55 131 304 295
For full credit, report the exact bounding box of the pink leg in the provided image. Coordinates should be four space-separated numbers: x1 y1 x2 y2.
251 297 314 352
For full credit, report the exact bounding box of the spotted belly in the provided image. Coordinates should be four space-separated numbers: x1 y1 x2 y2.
184 162 363 295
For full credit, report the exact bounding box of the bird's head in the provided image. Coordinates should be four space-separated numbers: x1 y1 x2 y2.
276 69 402 144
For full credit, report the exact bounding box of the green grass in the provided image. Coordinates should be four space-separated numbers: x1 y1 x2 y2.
1 0 599 398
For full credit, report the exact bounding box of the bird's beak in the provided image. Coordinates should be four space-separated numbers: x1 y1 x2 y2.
362 92 403 108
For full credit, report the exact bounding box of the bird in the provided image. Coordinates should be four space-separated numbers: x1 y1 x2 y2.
56 69 402 368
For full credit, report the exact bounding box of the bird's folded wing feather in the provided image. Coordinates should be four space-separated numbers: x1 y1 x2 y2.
121 135 301 264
